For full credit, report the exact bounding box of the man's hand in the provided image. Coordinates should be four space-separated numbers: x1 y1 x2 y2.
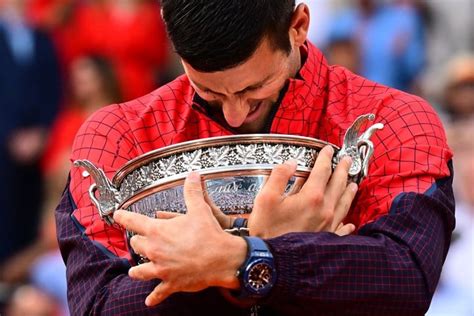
248 146 357 239
113 172 246 307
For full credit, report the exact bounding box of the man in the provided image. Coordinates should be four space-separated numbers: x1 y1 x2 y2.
56 1 454 315
0 0 61 263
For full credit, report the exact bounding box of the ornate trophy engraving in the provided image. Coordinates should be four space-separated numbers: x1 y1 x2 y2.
75 114 383 262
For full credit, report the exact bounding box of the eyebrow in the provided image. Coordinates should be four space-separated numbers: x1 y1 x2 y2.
194 73 274 95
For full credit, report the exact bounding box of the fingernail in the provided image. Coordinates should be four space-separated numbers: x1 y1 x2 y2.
145 297 152 306
113 210 123 219
285 159 298 167
129 267 136 277
349 182 358 192
187 171 200 183
325 145 334 155
343 156 352 165
145 295 158 307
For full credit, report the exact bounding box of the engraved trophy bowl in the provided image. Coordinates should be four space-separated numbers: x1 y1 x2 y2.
75 114 383 263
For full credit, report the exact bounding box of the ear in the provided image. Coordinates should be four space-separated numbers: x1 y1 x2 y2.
289 3 310 48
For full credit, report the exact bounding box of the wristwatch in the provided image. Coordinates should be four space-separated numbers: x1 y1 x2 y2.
236 236 276 298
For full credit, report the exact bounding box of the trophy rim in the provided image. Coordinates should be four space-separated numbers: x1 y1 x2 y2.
113 134 338 185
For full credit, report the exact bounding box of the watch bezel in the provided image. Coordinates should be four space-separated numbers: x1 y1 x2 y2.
241 257 276 296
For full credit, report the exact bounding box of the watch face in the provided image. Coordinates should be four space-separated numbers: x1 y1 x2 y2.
248 262 273 291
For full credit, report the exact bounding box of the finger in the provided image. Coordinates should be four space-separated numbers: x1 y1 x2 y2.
335 223 356 236
156 211 183 219
332 182 358 231
113 210 156 236
203 188 231 229
261 160 297 196
300 145 334 196
203 188 221 214
129 234 151 258
325 156 352 203
183 172 210 216
129 262 160 281
145 281 174 306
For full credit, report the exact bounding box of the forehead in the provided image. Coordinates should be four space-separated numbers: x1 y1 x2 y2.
183 38 288 94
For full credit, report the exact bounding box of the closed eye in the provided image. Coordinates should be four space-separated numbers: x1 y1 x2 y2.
203 89 225 97
236 85 263 95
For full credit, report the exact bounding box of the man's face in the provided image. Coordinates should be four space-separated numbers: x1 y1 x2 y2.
183 37 301 134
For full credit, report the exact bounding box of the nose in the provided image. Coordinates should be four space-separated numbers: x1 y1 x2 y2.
222 96 251 127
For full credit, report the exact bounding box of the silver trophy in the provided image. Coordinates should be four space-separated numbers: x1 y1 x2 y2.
75 114 383 261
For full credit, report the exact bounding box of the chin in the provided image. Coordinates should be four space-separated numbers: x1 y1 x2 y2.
236 120 267 134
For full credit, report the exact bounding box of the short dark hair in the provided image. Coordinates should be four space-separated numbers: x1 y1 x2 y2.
87 55 122 104
161 0 296 72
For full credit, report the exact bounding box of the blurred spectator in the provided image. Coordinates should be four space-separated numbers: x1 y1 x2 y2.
326 37 360 74
26 0 82 76
427 118 474 316
30 250 68 315
42 54 122 208
427 53 473 316
329 0 426 91
0 54 118 314
5 54 120 275
394 0 434 26
419 0 473 103
5 284 63 316
73 0 169 101
0 0 61 263
27 0 75 29
440 54 474 122
0 187 67 314
0 184 60 284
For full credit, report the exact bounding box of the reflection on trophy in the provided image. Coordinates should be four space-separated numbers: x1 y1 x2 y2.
75 113 383 263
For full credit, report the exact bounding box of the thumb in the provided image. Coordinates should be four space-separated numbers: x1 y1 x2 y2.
335 223 356 236
183 171 211 216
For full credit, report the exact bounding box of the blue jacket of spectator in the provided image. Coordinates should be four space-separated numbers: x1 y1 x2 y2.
0 20 61 262
329 4 425 91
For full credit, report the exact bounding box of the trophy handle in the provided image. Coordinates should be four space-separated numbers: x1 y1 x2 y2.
334 114 384 183
74 160 120 225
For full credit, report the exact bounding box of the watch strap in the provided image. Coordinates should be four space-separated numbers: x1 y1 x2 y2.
243 236 271 255
232 217 248 229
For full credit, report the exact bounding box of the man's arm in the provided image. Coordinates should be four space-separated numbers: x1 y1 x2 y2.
117 164 454 315
56 181 248 315
263 167 454 315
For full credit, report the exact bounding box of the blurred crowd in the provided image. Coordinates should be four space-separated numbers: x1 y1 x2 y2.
0 0 472 315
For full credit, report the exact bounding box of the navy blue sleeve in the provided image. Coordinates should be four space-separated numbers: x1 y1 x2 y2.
264 165 455 315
